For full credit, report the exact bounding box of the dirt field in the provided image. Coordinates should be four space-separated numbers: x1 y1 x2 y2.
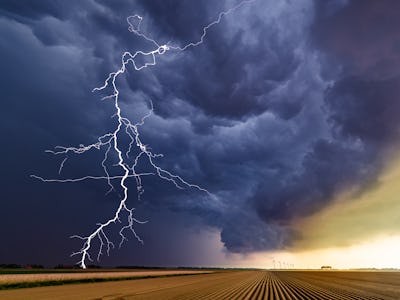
0 270 399 299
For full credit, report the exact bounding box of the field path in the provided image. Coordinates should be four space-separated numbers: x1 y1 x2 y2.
1 270 400 299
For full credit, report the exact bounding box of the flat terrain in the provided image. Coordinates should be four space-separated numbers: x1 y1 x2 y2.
1 270 400 299
0 270 209 284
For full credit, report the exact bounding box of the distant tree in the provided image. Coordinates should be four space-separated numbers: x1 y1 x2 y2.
25 264 44 269
0 263 21 269
87 264 102 269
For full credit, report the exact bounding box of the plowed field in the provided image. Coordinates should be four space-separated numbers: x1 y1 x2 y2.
1 270 399 299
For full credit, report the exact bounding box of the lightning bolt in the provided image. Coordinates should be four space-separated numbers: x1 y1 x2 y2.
33 0 255 269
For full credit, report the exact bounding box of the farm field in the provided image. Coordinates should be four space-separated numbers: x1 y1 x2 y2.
1 270 400 299
0 269 210 285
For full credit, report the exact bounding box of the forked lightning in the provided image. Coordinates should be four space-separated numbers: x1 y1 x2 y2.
33 0 254 269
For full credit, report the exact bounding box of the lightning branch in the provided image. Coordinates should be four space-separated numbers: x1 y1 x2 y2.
33 0 254 269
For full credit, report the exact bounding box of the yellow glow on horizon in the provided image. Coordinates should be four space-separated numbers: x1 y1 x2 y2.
221 155 400 270
209 155 400 269
222 235 400 269
271 235 400 269
292 154 400 251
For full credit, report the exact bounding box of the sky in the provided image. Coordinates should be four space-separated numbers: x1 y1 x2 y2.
1 0 400 269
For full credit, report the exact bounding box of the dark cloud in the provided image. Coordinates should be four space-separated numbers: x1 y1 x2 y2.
327 76 400 143
0 0 69 21
0 0 398 266
313 0 400 79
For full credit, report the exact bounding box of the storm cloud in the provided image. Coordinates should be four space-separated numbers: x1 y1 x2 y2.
1 0 399 266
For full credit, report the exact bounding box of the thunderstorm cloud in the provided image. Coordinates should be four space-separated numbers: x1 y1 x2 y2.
1 0 399 266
